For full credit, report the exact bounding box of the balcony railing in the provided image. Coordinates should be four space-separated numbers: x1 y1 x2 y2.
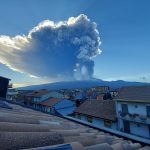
119 111 150 124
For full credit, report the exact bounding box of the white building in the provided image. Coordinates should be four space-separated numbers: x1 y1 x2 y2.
25 89 51 104
115 86 150 139
74 100 117 129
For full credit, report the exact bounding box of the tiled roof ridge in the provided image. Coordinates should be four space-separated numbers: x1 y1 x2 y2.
0 101 149 149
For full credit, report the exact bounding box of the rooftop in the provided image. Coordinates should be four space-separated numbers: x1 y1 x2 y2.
0 76 10 80
115 86 150 102
27 89 49 97
0 100 149 150
75 100 116 121
40 98 62 107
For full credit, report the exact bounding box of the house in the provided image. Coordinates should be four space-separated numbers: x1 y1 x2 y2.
0 76 10 98
16 90 34 103
39 98 76 116
24 89 50 106
45 91 64 99
6 88 18 101
114 86 150 139
23 89 65 106
74 100 117 129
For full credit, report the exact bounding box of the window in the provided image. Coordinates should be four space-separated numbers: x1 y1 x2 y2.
87 116 93 123
104 120 111 128
146 106 150 117
121 104 128 114
75 113 81 119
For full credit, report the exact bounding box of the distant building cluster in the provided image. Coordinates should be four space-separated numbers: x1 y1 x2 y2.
6 85 112 116
1 76 150 141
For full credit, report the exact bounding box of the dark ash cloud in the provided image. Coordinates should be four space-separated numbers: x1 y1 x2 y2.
0 14 101 81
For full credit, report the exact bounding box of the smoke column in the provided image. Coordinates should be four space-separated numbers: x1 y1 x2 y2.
0 14 101 81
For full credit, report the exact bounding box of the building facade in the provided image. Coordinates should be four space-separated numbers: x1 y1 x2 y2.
74 100 117 129
7 88 18 101
115 86 150 139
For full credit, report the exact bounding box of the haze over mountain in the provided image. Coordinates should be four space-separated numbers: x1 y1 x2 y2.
18 79 150 90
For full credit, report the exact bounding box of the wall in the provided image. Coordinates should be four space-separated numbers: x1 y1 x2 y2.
42 106 51 113
117 118 124 131
116 101 148 116
111 122 117 130
46 91 64 99
130 122 149 138
80 115 87 121
41 92 53 101
93 118 104 127
116 101 150 139
78 114 116 129
93 118 116 129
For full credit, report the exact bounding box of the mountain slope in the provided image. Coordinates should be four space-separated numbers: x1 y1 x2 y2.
18 79 150 90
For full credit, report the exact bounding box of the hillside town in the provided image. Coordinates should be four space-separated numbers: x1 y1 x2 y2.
0 75 150 149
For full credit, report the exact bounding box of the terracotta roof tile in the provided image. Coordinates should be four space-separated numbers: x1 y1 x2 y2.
40 98 62 107
0 101 148 149
29 89 49 97
115 86 150 101
75 100 116 121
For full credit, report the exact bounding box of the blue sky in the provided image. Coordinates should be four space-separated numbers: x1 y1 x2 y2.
0 0 150 87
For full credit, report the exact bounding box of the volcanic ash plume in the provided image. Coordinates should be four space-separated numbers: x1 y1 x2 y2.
0 14 101 81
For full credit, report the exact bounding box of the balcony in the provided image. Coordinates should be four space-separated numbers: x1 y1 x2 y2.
119 111 150 125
